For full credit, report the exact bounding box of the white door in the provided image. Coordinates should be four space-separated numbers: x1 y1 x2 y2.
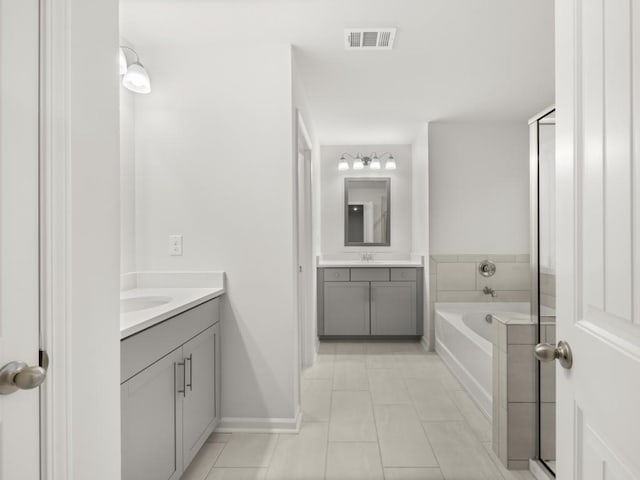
297 147 314 367
297 152 307 369
0 0 42 479
555 0 640 478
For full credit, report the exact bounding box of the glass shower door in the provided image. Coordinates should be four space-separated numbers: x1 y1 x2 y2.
530 108 556 476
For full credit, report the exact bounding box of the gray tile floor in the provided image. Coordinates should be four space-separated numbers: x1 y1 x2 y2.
183 341 535 480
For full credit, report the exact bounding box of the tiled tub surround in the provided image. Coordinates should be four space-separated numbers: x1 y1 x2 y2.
539 322 556 466
434 303 529 421
491 313 555 470
539 272 556 312
428 255 531 348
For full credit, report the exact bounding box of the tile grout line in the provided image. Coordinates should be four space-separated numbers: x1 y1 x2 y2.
368 380 386 480
398 367 444 477
323 353 335 480
203 441 227 478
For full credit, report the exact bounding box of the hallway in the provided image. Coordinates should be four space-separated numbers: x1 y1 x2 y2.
183 342 535 479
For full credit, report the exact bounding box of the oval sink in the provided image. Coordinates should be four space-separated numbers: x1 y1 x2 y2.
120 296 172 313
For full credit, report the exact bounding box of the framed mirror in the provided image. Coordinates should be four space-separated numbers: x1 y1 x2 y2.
344 178 390 246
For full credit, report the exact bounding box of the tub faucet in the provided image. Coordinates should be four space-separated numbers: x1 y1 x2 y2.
361 252 374 262
483 286 497 298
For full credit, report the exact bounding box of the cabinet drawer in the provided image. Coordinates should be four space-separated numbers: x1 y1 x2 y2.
324 268 350 281
351 268 389 282
391 268 417 281
121 298 219 383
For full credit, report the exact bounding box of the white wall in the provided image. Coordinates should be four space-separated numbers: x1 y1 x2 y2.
67 0 121 476
429 123 529 255
538 122 555 271
120 85 136 274
133 44 299 427
411 124 430 344
320 144 413 257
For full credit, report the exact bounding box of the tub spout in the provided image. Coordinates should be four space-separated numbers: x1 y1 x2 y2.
483 286 497 298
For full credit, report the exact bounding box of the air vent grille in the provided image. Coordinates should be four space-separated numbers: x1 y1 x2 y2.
345 28 396 50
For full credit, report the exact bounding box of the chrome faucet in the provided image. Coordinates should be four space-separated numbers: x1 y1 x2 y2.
361 252 374 262
483 286 497 298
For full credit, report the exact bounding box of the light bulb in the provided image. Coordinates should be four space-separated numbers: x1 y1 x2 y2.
353 154 364 170
122 62 151 94
119 48 128 75
370 154 381 169
385 155 396 170
338 156 350 171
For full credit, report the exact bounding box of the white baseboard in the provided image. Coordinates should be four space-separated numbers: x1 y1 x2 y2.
216 410 301 434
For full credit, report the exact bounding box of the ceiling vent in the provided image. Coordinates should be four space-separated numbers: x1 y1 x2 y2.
345 28 397 50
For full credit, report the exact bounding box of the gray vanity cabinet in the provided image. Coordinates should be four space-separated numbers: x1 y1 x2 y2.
371 282 417 335
182 323 220 467
324 282 370 335
121 348 183 480
318 267 423 337
121 298 221 480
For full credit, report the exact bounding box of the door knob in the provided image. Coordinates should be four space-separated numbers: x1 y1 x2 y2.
534 340 573 369
0 359 48 395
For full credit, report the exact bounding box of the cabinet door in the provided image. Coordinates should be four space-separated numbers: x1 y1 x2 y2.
121 349 183 480
182 325 218 466
323 281 370 335
370 282 417 335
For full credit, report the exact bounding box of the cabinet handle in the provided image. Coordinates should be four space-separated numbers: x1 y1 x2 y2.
186 354 193 391
176 361 186 397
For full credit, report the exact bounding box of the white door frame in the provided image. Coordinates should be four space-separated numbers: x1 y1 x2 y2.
295 111 314 369
39 2 70 477
39 0 122 479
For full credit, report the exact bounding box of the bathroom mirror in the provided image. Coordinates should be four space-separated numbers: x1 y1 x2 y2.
344 178 390 246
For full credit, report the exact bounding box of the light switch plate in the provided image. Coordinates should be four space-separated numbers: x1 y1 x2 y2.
169 235 183 256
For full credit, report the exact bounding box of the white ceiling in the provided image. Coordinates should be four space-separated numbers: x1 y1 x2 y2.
120 0 555 144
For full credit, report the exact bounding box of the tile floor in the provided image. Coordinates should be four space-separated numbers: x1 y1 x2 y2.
183 341 535 480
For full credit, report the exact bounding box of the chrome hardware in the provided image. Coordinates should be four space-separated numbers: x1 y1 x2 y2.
483 286 497 298
176 361 186 397
186 354 193 391
534 340 573 369
479 260 496 277
485 314 493 323
360 252 374 262
0 354 49 395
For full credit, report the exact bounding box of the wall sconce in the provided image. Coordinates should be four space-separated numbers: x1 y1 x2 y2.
338 152 396 171
120 46 151 94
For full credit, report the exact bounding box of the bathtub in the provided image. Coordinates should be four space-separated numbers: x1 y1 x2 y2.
434 302 530 419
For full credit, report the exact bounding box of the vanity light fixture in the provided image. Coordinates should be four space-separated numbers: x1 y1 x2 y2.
338 155 350 171
120 46 151 94
384 155 396 170
337 152 396 171
353 154 364 170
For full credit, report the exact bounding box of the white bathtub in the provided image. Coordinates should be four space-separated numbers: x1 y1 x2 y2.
434 302 530 419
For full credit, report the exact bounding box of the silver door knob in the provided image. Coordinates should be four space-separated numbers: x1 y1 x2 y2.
0 359 48 395
534 340 573 369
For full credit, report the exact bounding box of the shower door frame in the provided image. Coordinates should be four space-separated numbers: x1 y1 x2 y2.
529 105 556 478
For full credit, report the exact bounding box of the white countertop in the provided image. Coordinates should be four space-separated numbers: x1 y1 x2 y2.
120 286 225 339
317 259 423 267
